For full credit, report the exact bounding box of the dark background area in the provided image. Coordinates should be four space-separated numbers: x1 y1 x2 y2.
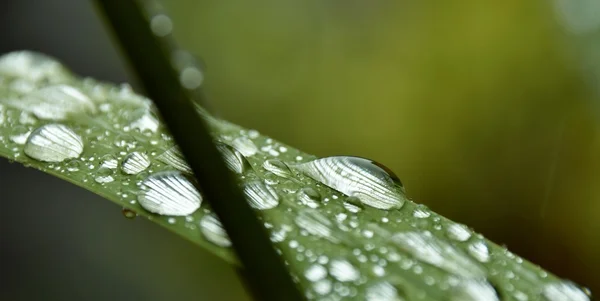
1 0 599 300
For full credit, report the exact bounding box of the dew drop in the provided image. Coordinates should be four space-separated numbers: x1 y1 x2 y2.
297 187 321 208
313 279 332 295
343 196 364 213
199 214 232 247
446 223 472 242
468 241 491 263
122 208 137 219
138 171 201 216
304 264 328 282
542 281 590 301
180 67 204 90
390 231 484 278
243 180 280 210
150 14 173 37
263 159 292 178
216 142 247 174
13 85 96 120
293 156 405 209
156 147 191 173
100 156 118 169
329 259 360 282
231 136 258 157
295 209 337 242
9 127 31 145
129 110 159 133
24 124 83 162
413 208 431 218
365 281 403 301
0 51 70 83
450 279 499 301
121 152 150 175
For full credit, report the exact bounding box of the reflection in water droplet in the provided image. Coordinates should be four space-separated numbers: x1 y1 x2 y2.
294 156 405 209
343 196 364 213
94 175 114 183
413 208 430 218
446 223 472 242
304 264 328 282
216 142 246 174
156 147 191 173
263 159 292 178
391 231 484 278
101 156 118 169
297 187 321 208
24 124 83 162
450 279 499 301
231 136 258 157
12 85 96 120
122 208 137 219
243 180 279 210
121 152 150 175
468 241 491 263
199 214 231 247
366 281 403 301
542 281 590 301
150 14 173 37
329 259 360 282
295 209 337 242
138 171 201 216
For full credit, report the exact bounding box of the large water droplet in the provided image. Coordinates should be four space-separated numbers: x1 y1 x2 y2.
243 180 279 210
450 279 499 301
216 142 247 174
199 214 231 247
0 51 70 83
542 281 590 301
313 279 332 295
294 156 405 209
138 171 201 216
24 124 83 162
446 223 472 242
10 85 96 121
231 136 258 157
295 209 338 242
304 264 328 282
390 231 484 278
263 159 292 178
468 241 491 263
121 152 151 175
365 281 403 301
297 187 321 208
329 259 360 282
156 147 191 173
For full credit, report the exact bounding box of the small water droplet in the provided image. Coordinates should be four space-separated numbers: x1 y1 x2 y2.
9 126 31 145
216 142 246 174
122 208 137 219
446 223 472 242
294 156 405 210
199 214 231 247
100 155 118 169
138 171 201 216
468 241 491 263
156 147 191 173
329 259 360 282
295 209 337 242
121 152 150 175
243 180 279 210
263 159 292 178
304 264 328 282
231 136 257 157
542 281 590 301
180 67 204 90
150 14 173 37
24 124 83 162
413 208 431 218
313 279 332 295
129 109 159 133
365 282 403 301
450 279 499 301
297 187 321 208
0 51 70 83
391 231 484 278
14 85 96 120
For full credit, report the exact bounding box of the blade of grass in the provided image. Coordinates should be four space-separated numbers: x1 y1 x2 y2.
92 1 303 300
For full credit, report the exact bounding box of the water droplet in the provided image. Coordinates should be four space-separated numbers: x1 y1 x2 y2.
100 155 118 169
468 241 491 263
243 180 279 210
13 85 96 120
138 171 201 216
156 147 191 173
365 282 403 301
413 208 430 218
450 279 499 301
150 14 173 37
446 223 472 242
0 51 70 83
305 264 328 282
9 126 31 145
231 136 257 157
199 214 231 247
297 187 321 208
313 279 332 295
121 152 150 175
216 142 246 174
542 281 590 301
180 67 204 90
329 259 360 282
343 196 364 213
391 231 484 278
24 124 83 162
295 209 337 242
94 172 114 183
263 159 292 178
129 110 159 133
122 208 137 219
294 156 405 209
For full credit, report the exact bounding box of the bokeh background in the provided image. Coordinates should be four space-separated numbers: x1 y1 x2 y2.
1 0 598 300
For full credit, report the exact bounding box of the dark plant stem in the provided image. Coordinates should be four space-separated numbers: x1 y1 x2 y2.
93 1 303 300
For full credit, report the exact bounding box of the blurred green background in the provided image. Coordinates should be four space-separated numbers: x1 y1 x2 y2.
1 0 598 300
